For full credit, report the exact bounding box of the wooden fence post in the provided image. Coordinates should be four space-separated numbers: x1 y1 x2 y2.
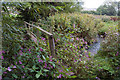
32 22 33 32
28 24 30 30
49 26 56 57
50 26 52 33
24 21 56 58
49 35 55 57
37 24 40 37
24 22 26 28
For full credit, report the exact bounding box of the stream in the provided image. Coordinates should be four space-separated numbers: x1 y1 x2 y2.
87 36 104 56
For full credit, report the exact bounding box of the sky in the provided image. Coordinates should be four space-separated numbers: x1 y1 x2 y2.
82 0 120 9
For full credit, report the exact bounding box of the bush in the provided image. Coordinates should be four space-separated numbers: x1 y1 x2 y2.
95 21 106 36
48 13 98 44
45 13 102 78
102 17 111 22
2 12 79 79
2 13 62 79
110 17 118 21
92 22 120 79
2 24 57 79
81 11 99 15
3 11 118 79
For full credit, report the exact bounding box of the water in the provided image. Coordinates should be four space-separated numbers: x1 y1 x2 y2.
87 37 103 56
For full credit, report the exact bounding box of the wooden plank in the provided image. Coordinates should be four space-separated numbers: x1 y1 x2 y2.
24 21 53 36
36 27 53 36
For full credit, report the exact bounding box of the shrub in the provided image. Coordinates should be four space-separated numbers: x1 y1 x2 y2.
2 24 57 79
95 21 106 36
2 13 61 79
110 17 118 21
2 13 78 79
46 13 101 78
48 13 98 44
92 22 120 79
102 17 111 22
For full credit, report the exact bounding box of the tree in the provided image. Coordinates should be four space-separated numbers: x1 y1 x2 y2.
2 2 83 22
97 3 117 16
63 2 83 13
118 1 120 16
81 10 99 15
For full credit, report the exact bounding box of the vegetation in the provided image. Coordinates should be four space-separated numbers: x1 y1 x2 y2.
9 2 82 22
81 1 119 16
81 11 99 15
97 4 117 16
1 1 120 80
93 21 119 79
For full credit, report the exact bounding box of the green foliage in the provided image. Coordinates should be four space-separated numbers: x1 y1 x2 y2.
97 4 117 16
81 10 99 15
118 9 120 16
2 7 61 79
101 17 111 22
63 2 83 13
2 2 83 22
48 13 98 44
46 13 102 78
2 2 119 79
92 21 120 79
118 2 120 16
96 22 106 35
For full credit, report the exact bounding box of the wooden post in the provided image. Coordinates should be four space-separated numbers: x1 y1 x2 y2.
24 22 27 28
24 21 56 57
49 35 55 57
37 24 40 37
49 26 56 57
24 22 25 28
32 22 33 32
50 26 52 33
28 24 30 30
